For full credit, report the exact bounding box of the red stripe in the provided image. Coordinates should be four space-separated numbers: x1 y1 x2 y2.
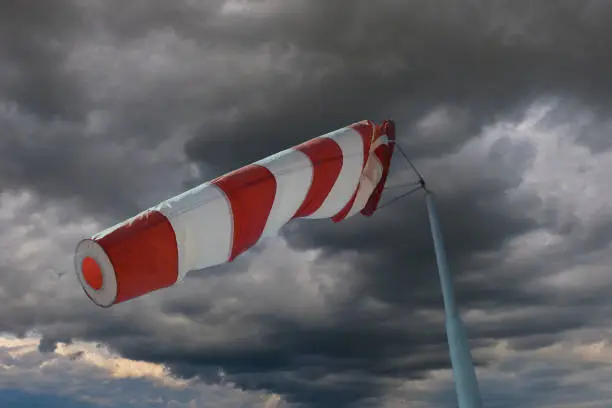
96 210 179 305
292 137 343 218
213 164 276 261
350 121 373 167
330 123 373 222
384 119 396 143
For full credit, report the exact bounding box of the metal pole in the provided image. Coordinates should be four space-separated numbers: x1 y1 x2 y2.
425 190 482 408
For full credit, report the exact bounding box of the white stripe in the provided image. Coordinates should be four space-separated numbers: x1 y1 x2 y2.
155 183 233 280
372 135 388 150
344 136 389 218
255 148 313 239
74 238 118 308
303 127 365 219
345 154 384 218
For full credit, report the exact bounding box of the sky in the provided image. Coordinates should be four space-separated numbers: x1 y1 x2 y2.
1 0 612 407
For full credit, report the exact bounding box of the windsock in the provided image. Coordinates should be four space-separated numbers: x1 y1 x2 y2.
74 120 396 307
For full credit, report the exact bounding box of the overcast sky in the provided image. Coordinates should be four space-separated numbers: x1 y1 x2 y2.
2 1 612 407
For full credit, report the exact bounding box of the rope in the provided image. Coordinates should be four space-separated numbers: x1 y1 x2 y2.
376 185 424 210
389 140 425 183
384 181 421 190
376 140 427 211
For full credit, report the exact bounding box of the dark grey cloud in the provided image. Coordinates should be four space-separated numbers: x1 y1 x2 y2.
185 0 612 170
0 0 89 120
2 1 612 407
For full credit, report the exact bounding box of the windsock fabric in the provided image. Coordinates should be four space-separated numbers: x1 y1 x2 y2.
75 120 396 307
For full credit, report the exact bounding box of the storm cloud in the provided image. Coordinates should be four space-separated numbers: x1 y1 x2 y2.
2 1 612 407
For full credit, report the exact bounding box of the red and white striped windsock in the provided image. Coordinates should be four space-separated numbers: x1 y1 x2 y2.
74 120 396 307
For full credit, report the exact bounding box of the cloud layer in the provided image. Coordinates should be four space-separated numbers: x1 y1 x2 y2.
2 0 612 406
0 333 286 407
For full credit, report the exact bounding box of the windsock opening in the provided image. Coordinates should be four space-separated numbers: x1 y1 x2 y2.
82 257 103 290
75 238 118 308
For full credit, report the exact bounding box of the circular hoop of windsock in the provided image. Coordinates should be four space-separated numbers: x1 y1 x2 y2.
74 120 396 307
